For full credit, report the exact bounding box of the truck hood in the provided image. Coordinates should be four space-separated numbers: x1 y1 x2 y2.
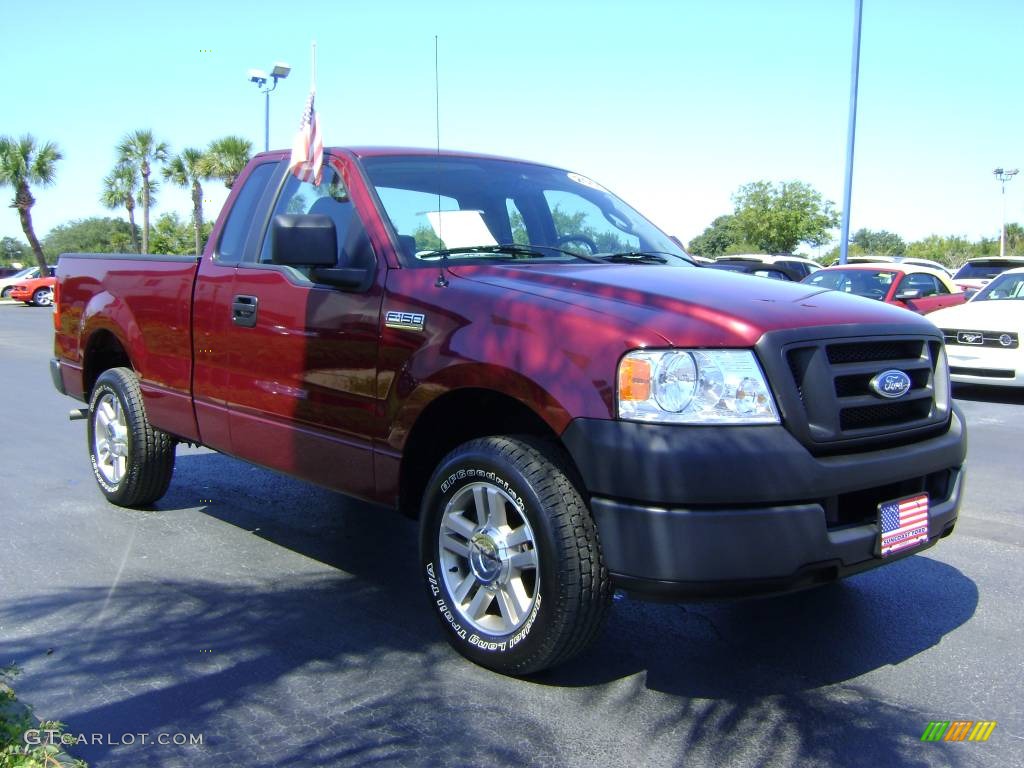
448 263 934 347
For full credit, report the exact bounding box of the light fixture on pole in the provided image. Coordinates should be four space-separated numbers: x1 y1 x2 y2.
993 168 1019 258
248 62 291 152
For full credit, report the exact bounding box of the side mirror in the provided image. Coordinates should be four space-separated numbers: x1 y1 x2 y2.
271 214 338 267
895 288 921 300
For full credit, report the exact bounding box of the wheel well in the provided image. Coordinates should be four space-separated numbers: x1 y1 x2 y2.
398 388 565 518
83 330 132 399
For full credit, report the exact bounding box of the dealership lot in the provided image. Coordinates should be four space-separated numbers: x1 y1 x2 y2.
1 303 1021 768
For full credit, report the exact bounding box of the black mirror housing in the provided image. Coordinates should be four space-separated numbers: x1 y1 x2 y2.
271 214 338 267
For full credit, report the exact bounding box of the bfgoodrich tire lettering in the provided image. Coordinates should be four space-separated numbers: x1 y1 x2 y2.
420 436 611 675
87 366 176 507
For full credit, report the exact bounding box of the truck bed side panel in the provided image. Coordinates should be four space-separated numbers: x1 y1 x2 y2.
57 253 201 441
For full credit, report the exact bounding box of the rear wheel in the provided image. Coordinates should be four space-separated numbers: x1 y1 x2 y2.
32 287 53 307
87 367 176 507
1 286 12 299
420 436 611 675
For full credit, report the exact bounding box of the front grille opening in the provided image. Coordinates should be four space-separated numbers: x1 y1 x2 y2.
950 366 1015 379
823 469 953 528
827 340 923 364
834 368 931 398
787 347 816 404
840 399 932 430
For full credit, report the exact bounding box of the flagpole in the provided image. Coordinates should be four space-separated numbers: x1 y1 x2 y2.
311 40 317 89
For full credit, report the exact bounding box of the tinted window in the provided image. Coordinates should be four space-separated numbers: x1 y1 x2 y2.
216 162 276 262
954 261 1020 280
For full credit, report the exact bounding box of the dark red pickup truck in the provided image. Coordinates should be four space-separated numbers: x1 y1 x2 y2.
52 148 966 674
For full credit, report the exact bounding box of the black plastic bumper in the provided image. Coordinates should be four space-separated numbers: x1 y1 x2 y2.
561 410 966 598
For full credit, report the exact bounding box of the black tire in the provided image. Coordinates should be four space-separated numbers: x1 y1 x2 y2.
32 287 52 307
420 436 611 675
1 286 12 299
87 367 176 507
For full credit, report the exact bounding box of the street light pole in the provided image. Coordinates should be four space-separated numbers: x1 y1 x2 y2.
993 168 1019 258
248 62 291 152
839 0 864 265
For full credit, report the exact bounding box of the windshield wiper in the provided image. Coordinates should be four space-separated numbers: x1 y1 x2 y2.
417 243 603 262
600 251 695 265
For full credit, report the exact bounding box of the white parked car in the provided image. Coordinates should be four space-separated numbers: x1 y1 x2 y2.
929 267 1024 387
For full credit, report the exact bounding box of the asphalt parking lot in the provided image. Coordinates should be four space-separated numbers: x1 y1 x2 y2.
1 302 1021 768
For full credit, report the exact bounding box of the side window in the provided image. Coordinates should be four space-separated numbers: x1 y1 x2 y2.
216 162 276 263
259 161 374 277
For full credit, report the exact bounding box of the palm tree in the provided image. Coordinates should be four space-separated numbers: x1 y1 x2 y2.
0 134 62 272
200 136 252 190
117 130 169 254
100 163 141 253
163 148 208 256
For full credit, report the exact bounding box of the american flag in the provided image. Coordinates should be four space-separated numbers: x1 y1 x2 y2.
879 494 929 556
289 87 323 185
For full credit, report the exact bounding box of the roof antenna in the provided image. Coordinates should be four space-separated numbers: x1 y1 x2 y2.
434 34 449 288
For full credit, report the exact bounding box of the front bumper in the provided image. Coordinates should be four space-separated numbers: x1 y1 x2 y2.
561 409 966 598
947 346 1023 387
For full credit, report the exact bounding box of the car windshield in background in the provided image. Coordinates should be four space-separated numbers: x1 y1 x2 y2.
971 272 1024 301
954 262 1019 280
360 155 691 267
802 269 896 299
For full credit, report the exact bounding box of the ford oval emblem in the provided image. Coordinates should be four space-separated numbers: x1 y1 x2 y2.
869 369 912 399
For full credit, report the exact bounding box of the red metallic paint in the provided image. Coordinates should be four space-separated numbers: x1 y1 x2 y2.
55 147 944 509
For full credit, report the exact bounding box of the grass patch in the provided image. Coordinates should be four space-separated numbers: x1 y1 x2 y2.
0 665 86 768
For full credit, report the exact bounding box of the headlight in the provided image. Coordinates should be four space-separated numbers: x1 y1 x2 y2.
618 349 780 424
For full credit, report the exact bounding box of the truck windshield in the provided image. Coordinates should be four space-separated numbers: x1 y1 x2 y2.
360 154 692 267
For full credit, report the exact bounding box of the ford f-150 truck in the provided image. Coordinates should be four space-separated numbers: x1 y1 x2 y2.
52 148 966 674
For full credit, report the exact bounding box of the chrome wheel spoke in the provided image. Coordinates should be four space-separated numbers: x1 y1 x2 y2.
441 533 470 559
452 572 476 603
446 512 477 540
509 547 538 571
495 586 520 628
484 487 508 530
466 585 492 620
505 525 531 548
93 393 130 486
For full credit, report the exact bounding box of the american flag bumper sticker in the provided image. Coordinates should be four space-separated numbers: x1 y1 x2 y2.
878 493 930 557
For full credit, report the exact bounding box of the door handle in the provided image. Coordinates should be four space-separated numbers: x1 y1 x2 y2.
232 295 258 327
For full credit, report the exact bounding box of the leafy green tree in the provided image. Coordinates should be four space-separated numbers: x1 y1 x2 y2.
149 212 213 255
200 136 252 190
1004 222 1023 255
117 129 169 254
732 180 839 254
0 235 30 265
164 148 208 256
0 134 62 272
850 228 906 256
688 214 761 257
100 163 141 253
43 217 137 255
904 235 975 267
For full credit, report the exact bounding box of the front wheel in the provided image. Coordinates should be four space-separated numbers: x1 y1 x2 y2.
1 286 12 299
420 436 611 675
32 287 53 307
87 367 176 507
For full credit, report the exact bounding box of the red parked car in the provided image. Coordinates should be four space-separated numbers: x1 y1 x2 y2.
801 263 966 315
10 273 56 306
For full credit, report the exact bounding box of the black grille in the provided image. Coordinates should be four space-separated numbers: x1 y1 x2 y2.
941 329 1019 349
840 400 933 430
779 334 948 449
950 366 1015 379
827 340 923 364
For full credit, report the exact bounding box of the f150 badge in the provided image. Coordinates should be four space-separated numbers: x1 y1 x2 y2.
869 369 912 399
385 311 426 331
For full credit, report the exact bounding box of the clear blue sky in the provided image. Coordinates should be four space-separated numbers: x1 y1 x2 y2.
3 0 1022 255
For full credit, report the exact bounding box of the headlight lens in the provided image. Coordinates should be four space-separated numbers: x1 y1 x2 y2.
618 349 780 424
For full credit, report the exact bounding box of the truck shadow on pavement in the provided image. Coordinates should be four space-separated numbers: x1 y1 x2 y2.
0 451 979 768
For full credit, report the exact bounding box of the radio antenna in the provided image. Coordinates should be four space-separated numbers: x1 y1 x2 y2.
434 34 448 287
